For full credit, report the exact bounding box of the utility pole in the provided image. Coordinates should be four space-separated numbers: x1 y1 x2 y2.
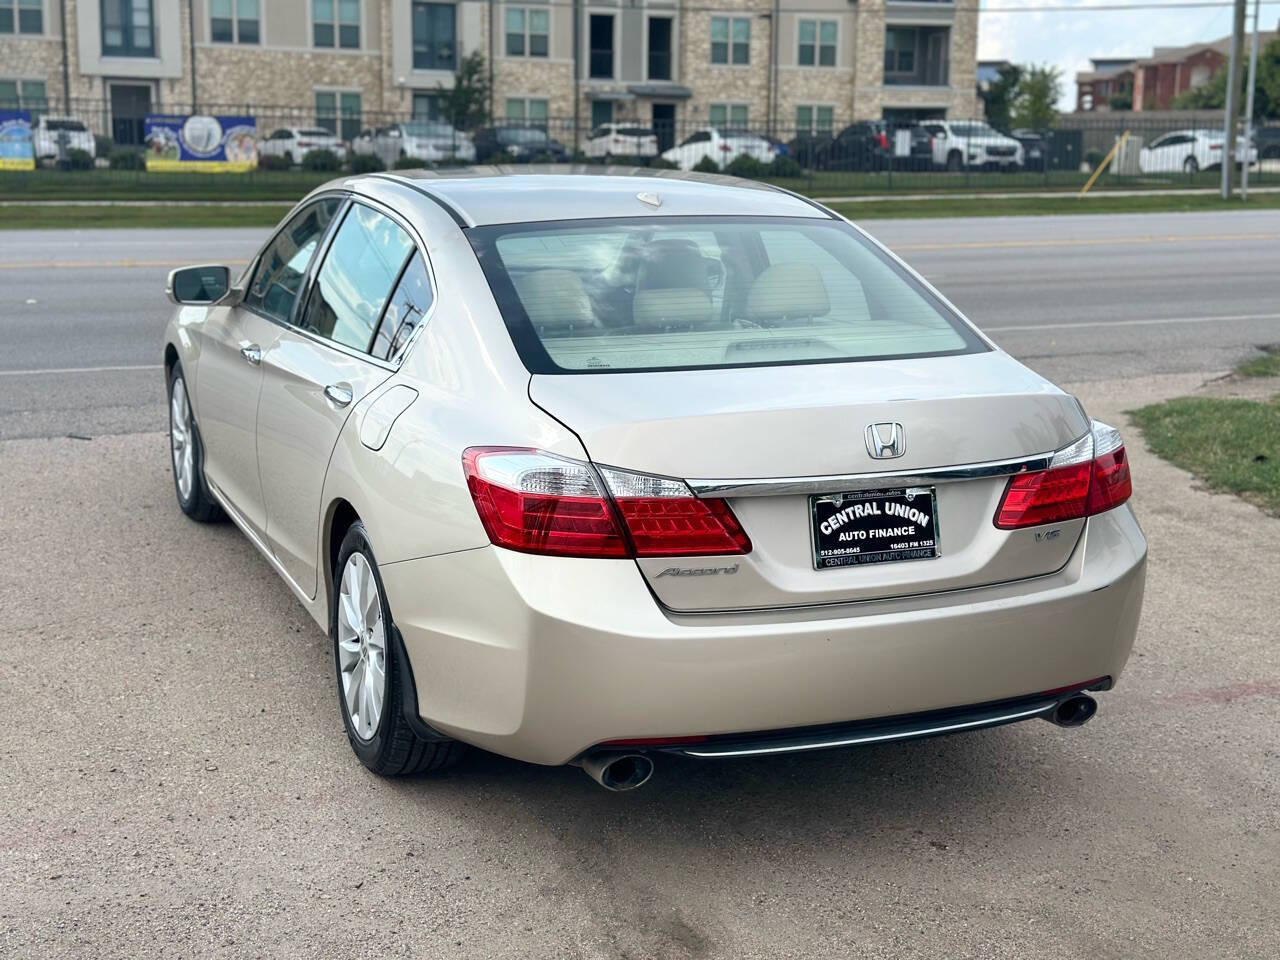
1241 0 1261 199
1220 0 1246 198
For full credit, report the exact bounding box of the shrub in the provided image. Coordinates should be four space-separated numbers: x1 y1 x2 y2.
393 155 428 169
66 148 95 171
768 154 804 178
94 134 114 158
1085 148 1104 171
108 148 145 170
724 154 769 178
349 152 385 173
692 155 721 173
647 156 678 170
257 153 292 171
486 149 517 165
301 148 342 171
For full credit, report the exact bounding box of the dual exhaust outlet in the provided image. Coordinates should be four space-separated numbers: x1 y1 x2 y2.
575 692 1099 791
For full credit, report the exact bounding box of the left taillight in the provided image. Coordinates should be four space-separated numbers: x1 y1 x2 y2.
994 421 1132 529
463 448 751 559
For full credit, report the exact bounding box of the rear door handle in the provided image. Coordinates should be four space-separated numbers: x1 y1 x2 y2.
239 342 261 365
324 383 353 407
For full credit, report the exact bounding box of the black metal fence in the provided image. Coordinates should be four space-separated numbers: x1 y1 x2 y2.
20 97 1280 195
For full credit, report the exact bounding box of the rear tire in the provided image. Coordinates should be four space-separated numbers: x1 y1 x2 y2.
283 151 294 167
946 150 963 172
1183 156 1199 174
167 362 223 523
332 521 465 776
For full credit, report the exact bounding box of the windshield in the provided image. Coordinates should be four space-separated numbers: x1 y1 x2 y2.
947 123 998 138
405 122 456 138
500 127 549 144
469 216 987 374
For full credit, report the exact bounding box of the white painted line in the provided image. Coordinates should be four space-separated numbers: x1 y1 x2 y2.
0 363 163 377
984 312 1280 334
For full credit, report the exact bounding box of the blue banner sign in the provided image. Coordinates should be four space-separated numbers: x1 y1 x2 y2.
144 114 258 172
0 110 35 170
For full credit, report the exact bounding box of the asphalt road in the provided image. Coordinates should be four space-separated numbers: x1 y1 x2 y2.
2 212 1280 957
2 210 1279 440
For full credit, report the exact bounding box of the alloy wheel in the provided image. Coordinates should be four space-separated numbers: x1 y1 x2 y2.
337 552 387 741
169 376 195 502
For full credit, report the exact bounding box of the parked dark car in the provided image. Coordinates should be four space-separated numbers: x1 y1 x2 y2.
1254 125 1280 160
812 122 932 171
472 126 570 163
785 132 833 169
1010 129 1047 171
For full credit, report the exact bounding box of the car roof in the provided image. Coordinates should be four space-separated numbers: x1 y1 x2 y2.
348 169 828 227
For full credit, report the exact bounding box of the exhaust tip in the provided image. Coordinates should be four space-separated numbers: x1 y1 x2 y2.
578 751 654 791
1047 693 1098 728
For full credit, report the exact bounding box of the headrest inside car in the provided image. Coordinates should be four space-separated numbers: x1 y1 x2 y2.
514 269 597 332
746 262 831 321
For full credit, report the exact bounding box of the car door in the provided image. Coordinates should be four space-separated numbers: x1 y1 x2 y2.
255 200 419 599
194 197 343 537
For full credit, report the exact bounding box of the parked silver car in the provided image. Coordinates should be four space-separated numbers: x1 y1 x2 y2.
163 171 1145 790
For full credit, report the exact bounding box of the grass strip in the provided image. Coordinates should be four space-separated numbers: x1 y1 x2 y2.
829 191 1280 219
0 204 291 229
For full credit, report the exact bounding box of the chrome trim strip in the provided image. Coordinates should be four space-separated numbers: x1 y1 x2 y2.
687 451 1057 498
678 703 1056 758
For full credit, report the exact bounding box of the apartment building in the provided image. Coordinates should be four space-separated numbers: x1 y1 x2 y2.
1 0 979 147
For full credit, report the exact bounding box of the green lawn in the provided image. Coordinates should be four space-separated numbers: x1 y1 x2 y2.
1130 351 1280 516
830 191 1280 219
0 204 291 229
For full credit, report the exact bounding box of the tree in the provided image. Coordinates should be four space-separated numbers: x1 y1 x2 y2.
1172 37 1280 118
436 51 490 130
981 63 1022 132
1011 64 1063 131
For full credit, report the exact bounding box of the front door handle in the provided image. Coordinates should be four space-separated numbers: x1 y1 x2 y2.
324 383 354 407
239 342 261 365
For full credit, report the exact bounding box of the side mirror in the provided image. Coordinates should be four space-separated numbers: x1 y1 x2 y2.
167 264 233 305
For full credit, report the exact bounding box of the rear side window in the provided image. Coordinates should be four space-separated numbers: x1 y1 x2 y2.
244 198 342 322
300 203 415 352
469 216 987 374
370 252 433 360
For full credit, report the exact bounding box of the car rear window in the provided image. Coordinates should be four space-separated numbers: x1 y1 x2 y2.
469 216 987 374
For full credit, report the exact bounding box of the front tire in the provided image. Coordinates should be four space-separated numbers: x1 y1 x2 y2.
946 150 963 172
167 362 223 523
333 521 464 776
1183 155 1199 174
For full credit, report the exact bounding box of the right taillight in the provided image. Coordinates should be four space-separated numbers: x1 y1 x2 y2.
995 420 1131 529
462 448 751 559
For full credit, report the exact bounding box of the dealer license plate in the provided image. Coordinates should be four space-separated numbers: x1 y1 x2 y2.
810 486 939 569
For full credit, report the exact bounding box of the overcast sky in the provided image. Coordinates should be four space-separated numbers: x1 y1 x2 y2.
977 0 1276 109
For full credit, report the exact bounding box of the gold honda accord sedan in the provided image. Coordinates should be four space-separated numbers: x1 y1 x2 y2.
163 170 1146 790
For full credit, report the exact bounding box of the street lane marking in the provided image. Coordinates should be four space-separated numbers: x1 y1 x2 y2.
0 258 249 270
0 364 163 377
893 234 1272 252
985 312 1280 333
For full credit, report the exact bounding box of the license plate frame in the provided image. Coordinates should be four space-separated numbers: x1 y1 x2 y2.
809 486 940 570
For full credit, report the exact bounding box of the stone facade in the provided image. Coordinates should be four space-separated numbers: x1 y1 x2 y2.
492 59 576 121
0 35 66 107
680 0 772 127
195 47 385 114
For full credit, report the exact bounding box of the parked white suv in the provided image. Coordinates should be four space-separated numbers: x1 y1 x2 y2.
660 128 778 170
1138 128 1258 174
33 116 96 160
921 121 1024 171
257 127 348 165
583 123 659 160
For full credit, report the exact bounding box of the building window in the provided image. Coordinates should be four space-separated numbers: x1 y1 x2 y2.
709 103 747 129
795 104 833 134
316 90 361 142
102 0 155 56
0 78 47 115
797 19 836 67
314 0 359 49
0 0 43 34
710 16 749 65
647 16 672 80
884 26 948 85
211 0 259 44
506 7 549 57
412 2 456 70
412 92 441 120
590 100 613 128
589 13 613 78
505 98 548 124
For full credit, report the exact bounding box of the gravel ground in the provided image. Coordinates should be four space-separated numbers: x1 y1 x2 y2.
1 372 1277 958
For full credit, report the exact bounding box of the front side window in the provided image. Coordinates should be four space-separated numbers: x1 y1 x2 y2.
798 19 836 67
0 0 43 34
301 204 415 353
469 216 986 373
710 16 749 65
245 198 342 323
506 6 548 57
211 0 259 44
102 0 154 56
314 0 359 48
412 2 456 70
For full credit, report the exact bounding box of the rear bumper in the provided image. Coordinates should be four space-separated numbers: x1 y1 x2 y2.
381 505 1146 766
